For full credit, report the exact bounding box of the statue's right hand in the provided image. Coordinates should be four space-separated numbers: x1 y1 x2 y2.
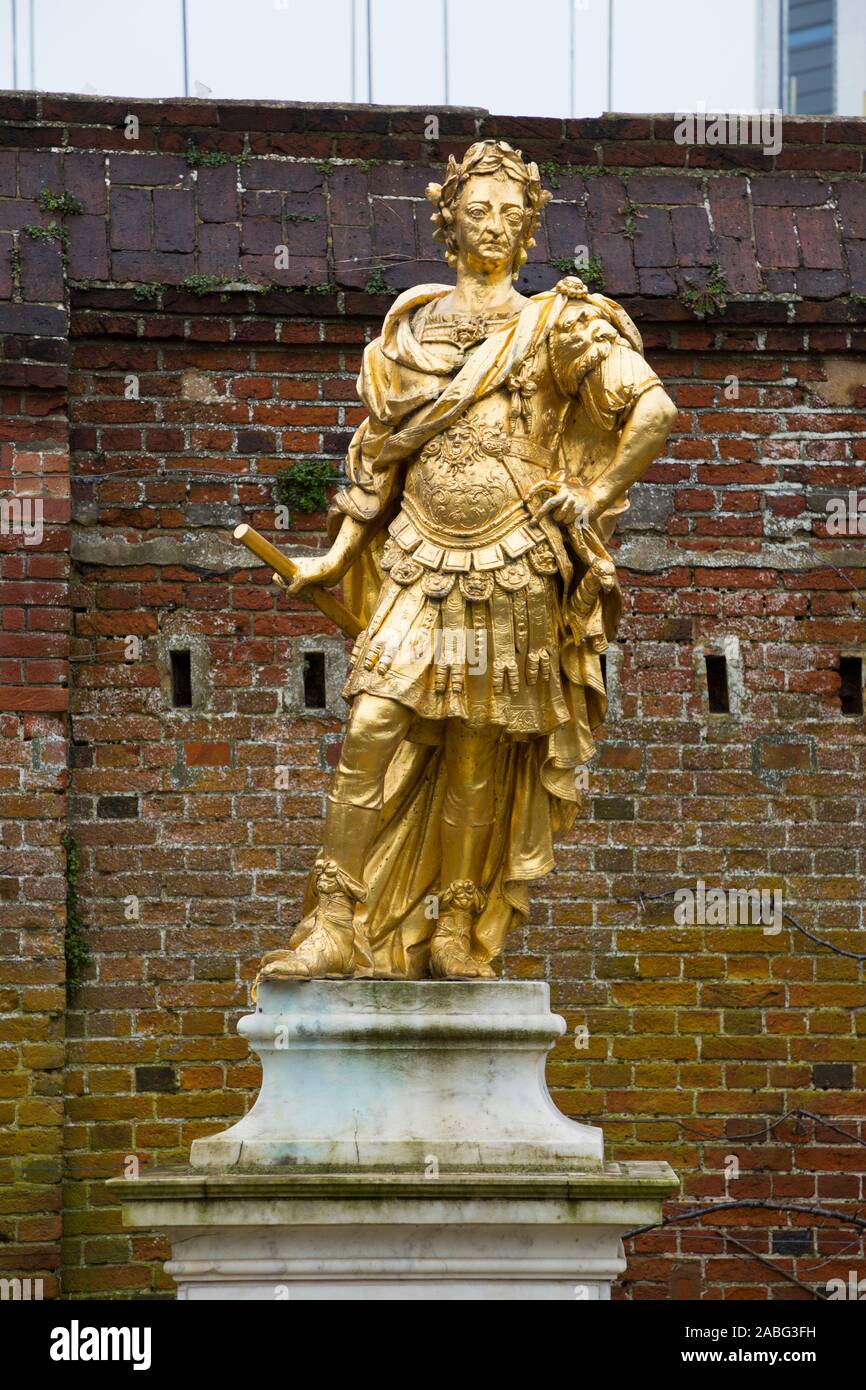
284 553 339 595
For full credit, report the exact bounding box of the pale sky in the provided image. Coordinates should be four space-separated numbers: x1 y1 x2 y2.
0 0 763 117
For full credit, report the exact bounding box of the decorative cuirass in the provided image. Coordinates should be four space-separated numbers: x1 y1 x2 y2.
405 419 520 534
392 337 572 577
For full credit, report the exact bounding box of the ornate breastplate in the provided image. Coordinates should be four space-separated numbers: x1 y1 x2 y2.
404 419 525 537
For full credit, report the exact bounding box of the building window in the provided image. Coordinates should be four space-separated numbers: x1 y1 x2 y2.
302 652 327 710
784 0 835 114
839 655 863 716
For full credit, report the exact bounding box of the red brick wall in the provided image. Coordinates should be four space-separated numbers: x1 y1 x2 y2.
0 359 70 1297
63 306 360 1293
1 94 865 1300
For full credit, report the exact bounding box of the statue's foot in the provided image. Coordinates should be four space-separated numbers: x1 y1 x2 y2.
255 856 363 987
429 879 489 981
259 917 354 981
429 937 483 979
429 938 497 979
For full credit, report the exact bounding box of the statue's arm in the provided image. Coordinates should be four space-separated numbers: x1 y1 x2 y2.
284 330 409 594
584 383 678 522
542 313 678 527
282 464 401 596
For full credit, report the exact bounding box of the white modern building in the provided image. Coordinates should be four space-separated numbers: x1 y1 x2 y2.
757 0 866 116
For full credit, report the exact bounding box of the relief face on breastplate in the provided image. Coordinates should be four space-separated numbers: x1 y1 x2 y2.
407 418 516 531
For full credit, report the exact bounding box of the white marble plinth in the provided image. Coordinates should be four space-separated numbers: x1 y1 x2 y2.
190 979 605 1172
111 980 678 1300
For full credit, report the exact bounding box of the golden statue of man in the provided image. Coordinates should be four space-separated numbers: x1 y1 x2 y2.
257 140 676 985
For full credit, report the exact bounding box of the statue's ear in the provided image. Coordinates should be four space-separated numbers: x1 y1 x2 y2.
554 302 588 333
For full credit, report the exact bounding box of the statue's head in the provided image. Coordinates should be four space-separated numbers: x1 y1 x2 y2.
426 140 551 281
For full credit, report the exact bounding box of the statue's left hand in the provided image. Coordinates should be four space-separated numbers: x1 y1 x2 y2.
536 484 595 527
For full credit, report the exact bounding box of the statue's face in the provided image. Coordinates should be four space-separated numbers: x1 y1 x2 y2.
452 173 527 274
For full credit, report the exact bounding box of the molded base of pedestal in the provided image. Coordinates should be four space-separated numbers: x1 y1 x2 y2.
112 1163 679 1301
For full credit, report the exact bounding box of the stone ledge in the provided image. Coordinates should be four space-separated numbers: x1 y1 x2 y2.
111 1160 680 1216
71 528 866 578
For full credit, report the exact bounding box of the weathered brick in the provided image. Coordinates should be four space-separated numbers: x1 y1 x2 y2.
754 206 799 268
153 188 195 254
197 165 239 223
633 208 674 268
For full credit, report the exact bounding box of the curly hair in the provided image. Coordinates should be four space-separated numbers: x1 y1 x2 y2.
425 140 551 280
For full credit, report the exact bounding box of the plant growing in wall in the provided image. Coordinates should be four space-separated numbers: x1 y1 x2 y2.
275 459 340 515
681 262 729 320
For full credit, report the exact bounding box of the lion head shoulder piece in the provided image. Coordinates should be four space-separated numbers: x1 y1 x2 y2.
553 274 643 354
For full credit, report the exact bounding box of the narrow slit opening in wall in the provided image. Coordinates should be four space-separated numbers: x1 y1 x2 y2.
839 656 863 716
705 654 730 714
170 649 192 707
303 651 327 710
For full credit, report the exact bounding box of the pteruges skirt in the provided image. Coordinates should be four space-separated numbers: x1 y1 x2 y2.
343 539 572 738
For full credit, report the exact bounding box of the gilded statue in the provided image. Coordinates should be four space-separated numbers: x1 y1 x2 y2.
249 140 677 985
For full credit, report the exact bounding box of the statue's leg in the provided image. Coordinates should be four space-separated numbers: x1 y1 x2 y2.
260 693 412 980
430 720 501 980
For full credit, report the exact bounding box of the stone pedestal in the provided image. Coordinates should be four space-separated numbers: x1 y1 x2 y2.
112 980 677 1300
192 978 605 1171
